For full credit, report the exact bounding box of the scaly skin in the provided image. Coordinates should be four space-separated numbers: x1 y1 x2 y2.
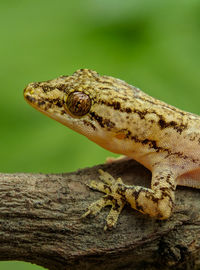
24 69 200 230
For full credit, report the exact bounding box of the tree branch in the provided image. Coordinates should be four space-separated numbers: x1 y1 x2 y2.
0 160 200 270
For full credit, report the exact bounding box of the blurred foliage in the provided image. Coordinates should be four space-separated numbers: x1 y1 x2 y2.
0 0 199 269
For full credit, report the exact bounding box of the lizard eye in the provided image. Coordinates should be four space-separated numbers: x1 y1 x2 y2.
65 91 91 117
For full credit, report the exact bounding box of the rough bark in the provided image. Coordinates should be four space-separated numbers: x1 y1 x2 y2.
0 160 199 270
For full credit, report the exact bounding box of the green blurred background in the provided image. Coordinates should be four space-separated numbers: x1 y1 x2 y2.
0 0 199 269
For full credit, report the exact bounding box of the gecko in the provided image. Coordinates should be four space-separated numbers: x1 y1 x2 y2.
24 69 200 230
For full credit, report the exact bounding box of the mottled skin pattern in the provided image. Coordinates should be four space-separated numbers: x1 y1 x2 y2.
24 69 200 230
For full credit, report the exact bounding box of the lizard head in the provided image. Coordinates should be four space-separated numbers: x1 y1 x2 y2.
24 69 139 152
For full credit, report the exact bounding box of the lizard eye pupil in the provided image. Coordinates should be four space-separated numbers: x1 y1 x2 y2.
65 91 91 117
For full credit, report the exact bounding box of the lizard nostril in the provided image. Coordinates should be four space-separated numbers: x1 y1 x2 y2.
24 85 35 96
23 85 36 104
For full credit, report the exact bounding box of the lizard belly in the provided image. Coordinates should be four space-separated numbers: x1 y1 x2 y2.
177 168 200 189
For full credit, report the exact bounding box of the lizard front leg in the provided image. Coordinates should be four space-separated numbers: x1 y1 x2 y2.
83 168 177 230
124 168 177 220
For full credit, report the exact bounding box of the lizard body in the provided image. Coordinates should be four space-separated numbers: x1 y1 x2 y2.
24 69 200 229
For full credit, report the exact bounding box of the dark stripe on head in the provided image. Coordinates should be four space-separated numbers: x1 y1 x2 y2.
41 84 56 93
83 120 96 130
89 111 115 130
99 99 187 134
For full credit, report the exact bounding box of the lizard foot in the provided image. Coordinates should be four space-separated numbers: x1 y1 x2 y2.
82 169 125 230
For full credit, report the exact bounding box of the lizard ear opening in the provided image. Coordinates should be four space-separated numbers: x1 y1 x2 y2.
64 91 91 117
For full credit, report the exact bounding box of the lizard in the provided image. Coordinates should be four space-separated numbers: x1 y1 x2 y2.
24 69 200 230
